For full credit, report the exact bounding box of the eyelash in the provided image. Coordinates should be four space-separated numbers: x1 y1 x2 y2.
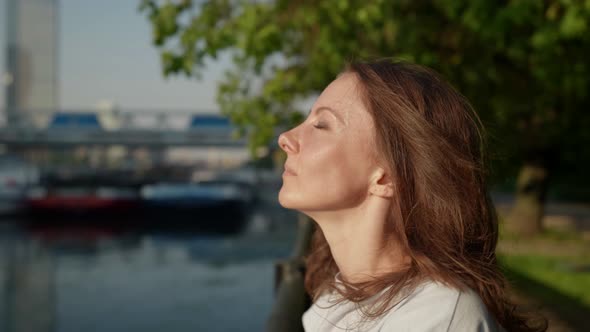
313 122 328 129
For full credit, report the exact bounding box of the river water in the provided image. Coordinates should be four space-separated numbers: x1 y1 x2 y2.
0 204 299 332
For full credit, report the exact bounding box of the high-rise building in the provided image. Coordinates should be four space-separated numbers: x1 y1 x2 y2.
4 0 59 128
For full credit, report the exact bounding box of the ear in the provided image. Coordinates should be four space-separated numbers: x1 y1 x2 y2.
369 168 395 198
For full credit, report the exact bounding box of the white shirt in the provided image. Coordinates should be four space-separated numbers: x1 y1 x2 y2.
302 274 505 332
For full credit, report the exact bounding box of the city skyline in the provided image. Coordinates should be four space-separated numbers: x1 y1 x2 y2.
1 0 229 113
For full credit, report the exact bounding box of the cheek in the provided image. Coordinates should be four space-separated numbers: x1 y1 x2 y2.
309 147 362 181
300 140 370 201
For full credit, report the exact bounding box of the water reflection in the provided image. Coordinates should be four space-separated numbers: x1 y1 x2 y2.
0 206 298 332
0 226 56 332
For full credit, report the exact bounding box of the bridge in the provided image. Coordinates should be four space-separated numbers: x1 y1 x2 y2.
0 110 250 148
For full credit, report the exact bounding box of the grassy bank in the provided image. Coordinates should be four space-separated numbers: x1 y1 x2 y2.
498 229 590 331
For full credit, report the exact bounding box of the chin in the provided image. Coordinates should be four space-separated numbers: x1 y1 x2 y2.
278 188 307 210
279 193 323 214
278 189 295 209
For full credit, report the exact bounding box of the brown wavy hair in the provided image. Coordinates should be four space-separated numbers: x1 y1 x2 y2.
303 59 546 332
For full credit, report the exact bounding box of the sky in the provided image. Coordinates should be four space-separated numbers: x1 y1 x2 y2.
1 0 230 113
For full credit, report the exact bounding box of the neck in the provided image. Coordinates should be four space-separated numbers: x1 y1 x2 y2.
305 195 408 283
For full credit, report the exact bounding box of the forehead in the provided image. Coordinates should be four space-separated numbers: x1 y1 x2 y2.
316 72 364 110
313 72 371 126
314 72 379 162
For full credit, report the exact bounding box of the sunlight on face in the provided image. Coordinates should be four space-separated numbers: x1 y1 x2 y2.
277 72 379 213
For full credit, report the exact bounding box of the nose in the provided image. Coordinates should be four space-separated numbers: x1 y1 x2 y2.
278 129 298 154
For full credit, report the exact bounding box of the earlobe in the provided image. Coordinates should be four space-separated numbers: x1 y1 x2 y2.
370 169 395 198
371 184 394 198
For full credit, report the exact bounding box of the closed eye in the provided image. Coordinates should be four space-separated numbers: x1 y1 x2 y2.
313 122 328 129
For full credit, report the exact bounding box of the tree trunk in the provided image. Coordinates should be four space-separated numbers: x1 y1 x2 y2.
506 163 550 236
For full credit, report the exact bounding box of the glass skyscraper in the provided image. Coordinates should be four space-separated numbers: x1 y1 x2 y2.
4 0 59 127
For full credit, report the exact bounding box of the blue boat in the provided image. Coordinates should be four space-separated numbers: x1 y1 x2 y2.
139 180 257 233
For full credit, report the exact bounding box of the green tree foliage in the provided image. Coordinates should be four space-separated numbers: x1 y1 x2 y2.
140 0 590 233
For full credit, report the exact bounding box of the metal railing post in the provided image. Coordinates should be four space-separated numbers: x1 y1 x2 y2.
266 213 314 332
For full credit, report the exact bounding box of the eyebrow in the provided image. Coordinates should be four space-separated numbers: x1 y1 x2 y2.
309 106 345 123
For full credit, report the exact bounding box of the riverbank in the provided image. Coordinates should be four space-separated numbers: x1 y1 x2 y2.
497 207 590 332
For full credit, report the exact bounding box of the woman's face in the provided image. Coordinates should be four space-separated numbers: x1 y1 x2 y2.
278 72 379 212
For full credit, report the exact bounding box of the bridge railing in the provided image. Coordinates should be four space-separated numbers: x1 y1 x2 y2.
0 109 254 147
0 109 229 132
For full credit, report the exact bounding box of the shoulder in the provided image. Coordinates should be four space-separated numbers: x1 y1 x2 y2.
447 286 505 332
380 281 503 332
